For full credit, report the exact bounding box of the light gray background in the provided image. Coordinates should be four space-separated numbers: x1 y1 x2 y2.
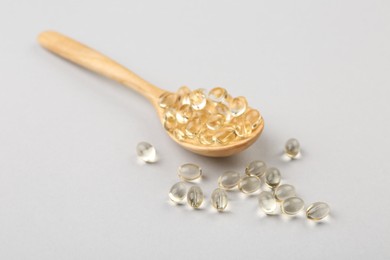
0 0 389 259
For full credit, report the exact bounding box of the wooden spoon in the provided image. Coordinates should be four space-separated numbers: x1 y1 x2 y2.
38 31 264 157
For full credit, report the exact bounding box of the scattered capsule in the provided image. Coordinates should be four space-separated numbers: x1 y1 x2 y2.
285 138 300 158
136 142 157 163
187 186 204 208
258 191 277 214
176 104 193 124
158 92 177 109
281 197 304 215
245 109 262 130
178 163 202 181
169 182 187 203
245 160 267 177
211 188 228 211
230 96 248 117
214 127 237 145
238 176 261 194
206 114 225 131
218 171 241 190
274 184 296 201
265 167 281 188
208 87 228 103
189 89 207 110
306 202 330 221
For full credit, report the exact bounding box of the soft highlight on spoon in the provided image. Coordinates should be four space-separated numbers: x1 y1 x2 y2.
38 31 264 157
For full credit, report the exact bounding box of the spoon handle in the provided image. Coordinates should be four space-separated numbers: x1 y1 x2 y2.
38 31 165 102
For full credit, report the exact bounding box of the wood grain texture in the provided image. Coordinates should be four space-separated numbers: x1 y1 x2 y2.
38 31 165 102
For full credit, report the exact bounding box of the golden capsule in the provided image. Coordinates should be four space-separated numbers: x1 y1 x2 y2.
214 103 232 122
274 184 296 201
218 171 241 190
214 127 237 145
281 197 304 215
258 191 277 214
230 96 248 117
158 92 177 109
211 188 228 211
189 89 207 110
231 116 252 138
238 176 261 194
208 87 228 103
185 116 204 139
265 167 281 188
223 94 233 106
173 128 186 141
198 129 215 145
245 109 262 130
285 138 300 158
306 202 330 221
176 104 193 124
187 186 204 208
177 86 191 105
169 182 187 203
178 163 202 181
163 108 177 131
206 114 225 131
245 160 267 177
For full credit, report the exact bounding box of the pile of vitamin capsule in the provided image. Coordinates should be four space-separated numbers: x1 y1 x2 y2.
158 87 263 145
169 160 330 221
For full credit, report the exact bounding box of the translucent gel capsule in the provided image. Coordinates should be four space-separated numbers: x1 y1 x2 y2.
176 104 193 124
306 202 330 221
211 188 228 211
214 127 237 145
281 197 304 215
198 129 215 145
189 89 207 110
265 167 281 188
218 171 241 190
245 109 262 130
231 116 252 138
169 182 187 203
178 163 202 181
185 116 204 139
223 94 233 107
230 96 248 117
274 184 296 201
177 86 191 105
214 103 231 122
238 176 261 194
187 186 204 208
174 128 186 141
136 142 157 163
285 138 300 158
208 87 228 103
203 101 217 115
258 191 277 214
158 92 177 109
245 160 267 177
163 108 177 131
206 114 225 131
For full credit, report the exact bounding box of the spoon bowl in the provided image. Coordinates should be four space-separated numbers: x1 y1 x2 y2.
38 31 264 157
